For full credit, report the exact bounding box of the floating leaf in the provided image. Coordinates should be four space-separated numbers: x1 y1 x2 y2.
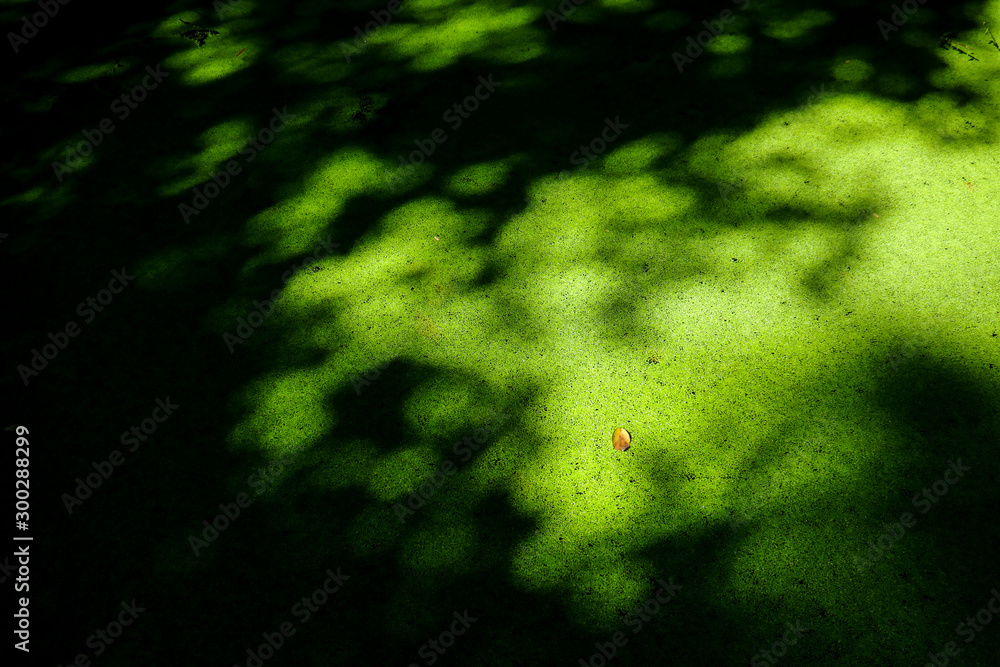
613 427 631 452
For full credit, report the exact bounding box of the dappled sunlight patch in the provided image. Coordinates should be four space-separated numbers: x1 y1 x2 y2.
686 130 741 176
228 369 337 456
314 144 385 193
602 133 683 175
697 96 913 234
270 196 495 359
359 196 482 266
568 557 652 627
604 174 696 223
243 147 385 248
158 118 256 195
832 58 874 83
512 524 571 583
912 91 984 137
511 417 656 526
1 185 46 207
766 221 846 273
706 33 752 56
509 463 681 609
511 524 683 634
397 5 539 71
183 9 1000 645
16 0 1000 661
369 445 442 500
164 27 260 84
446 160 511 196
498 177 611 261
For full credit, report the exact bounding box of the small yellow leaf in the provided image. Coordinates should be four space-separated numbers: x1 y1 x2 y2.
613 427 631 452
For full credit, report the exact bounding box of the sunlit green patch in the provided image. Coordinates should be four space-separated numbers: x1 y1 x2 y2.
14 2 1000 664
832 58 874 83
707 33 752 55
398 5 539 71
446 160 511 196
